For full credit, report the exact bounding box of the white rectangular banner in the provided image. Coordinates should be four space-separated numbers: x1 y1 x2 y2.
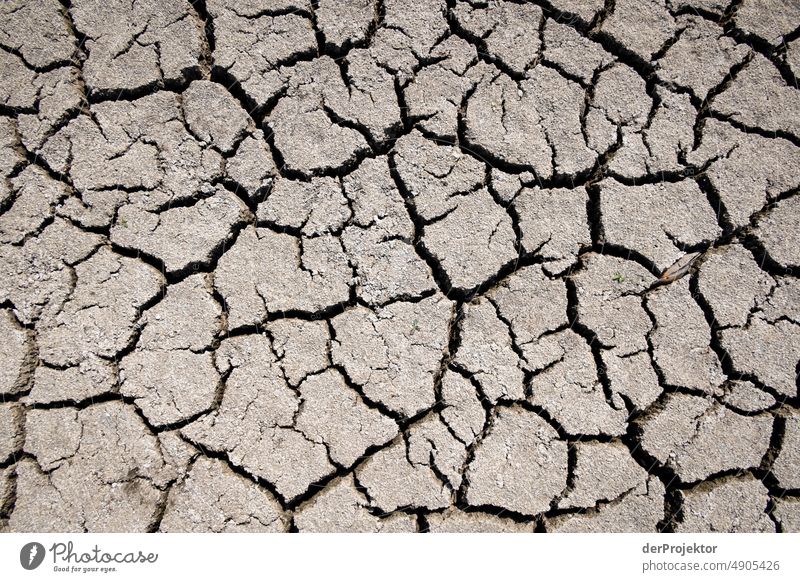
1 533 797 582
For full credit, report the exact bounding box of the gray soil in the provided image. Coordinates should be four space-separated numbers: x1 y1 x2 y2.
1 0 798 533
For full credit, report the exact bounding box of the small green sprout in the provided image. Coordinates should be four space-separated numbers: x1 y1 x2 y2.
612 272 625 283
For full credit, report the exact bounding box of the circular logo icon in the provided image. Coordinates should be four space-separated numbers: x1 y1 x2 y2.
20 542 46 570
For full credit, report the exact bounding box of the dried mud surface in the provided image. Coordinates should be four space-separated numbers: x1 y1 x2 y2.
1 0 799 532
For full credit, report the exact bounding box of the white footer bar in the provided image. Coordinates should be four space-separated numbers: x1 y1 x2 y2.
2 533 797 581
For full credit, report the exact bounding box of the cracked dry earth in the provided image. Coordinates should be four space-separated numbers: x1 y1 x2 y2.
1 0 799 535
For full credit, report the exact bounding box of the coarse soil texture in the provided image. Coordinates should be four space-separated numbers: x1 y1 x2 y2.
1 0 799 533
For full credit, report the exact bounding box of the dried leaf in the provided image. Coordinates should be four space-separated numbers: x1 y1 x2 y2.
659 252 703 283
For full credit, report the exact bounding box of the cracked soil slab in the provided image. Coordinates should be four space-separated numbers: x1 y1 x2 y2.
0 0 797 534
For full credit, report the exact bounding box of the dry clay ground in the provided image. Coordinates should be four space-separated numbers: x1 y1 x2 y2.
0 0 799 534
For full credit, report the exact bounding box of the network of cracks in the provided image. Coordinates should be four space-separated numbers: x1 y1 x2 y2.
1 0 799 532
